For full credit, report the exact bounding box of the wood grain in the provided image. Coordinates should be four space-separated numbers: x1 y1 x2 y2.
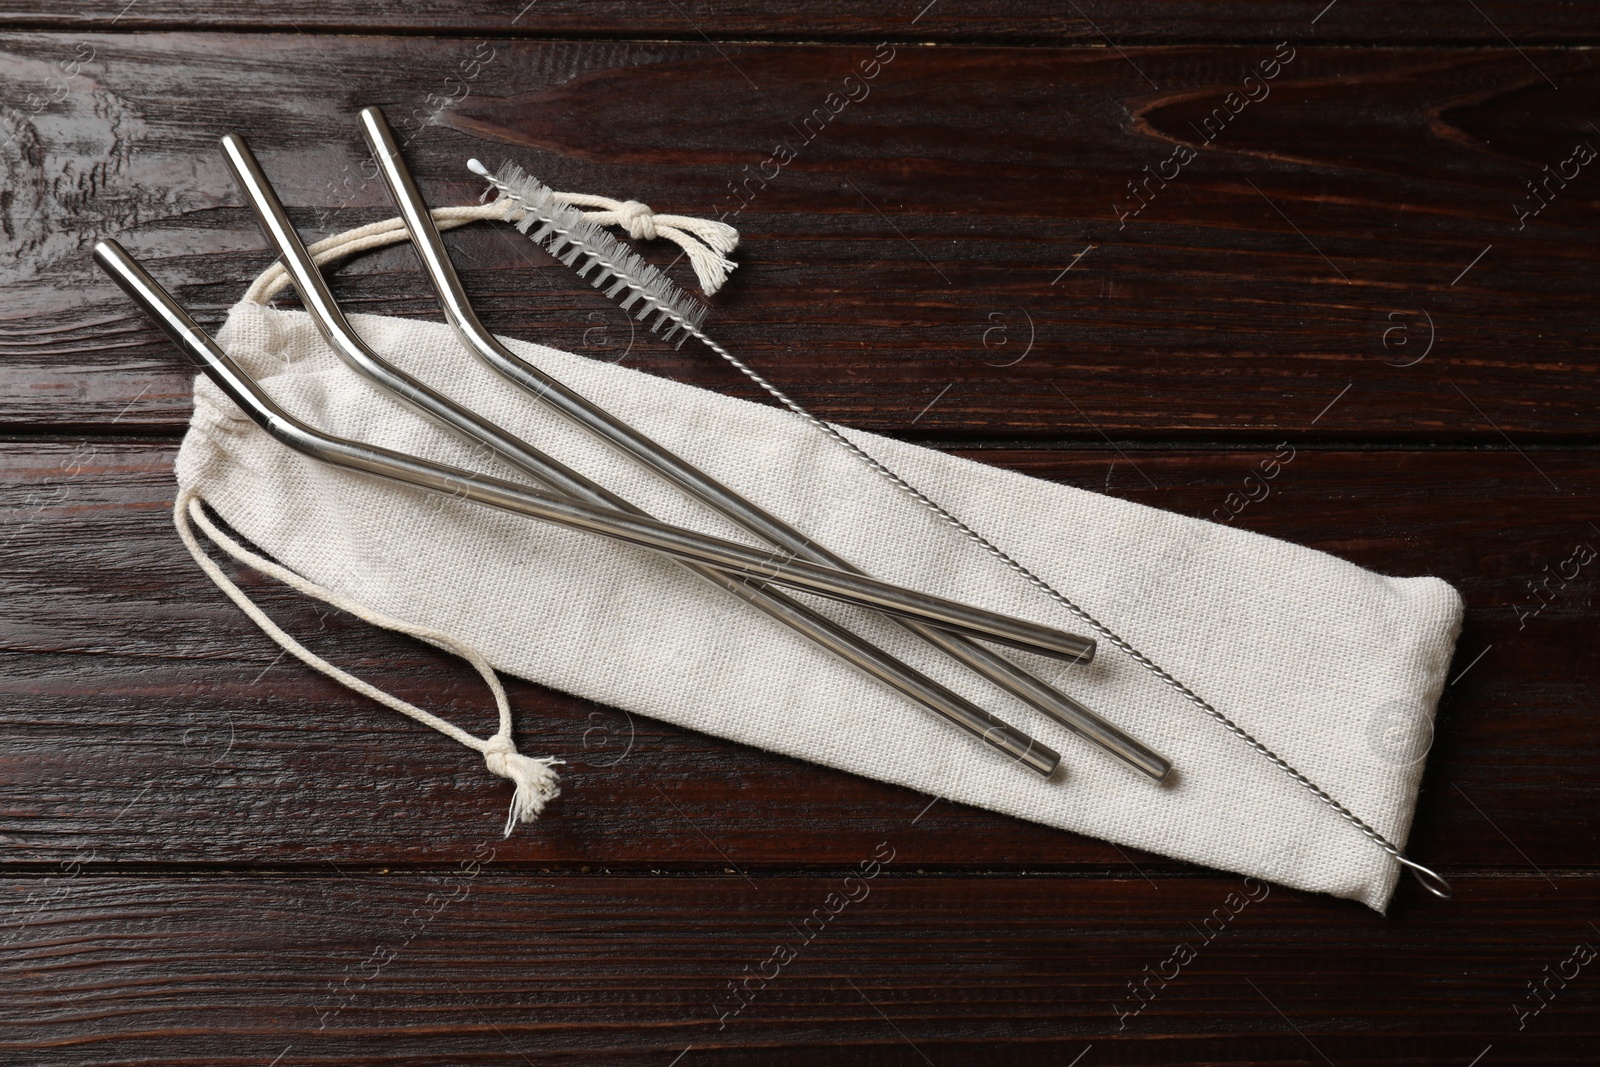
1 35 1595 437
3 0 1596 45
3 875 1596 1065
2 14 1597 1063
3 442 1593 871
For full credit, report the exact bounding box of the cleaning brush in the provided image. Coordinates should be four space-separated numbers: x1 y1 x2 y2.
468 156 1454 896
468 159 709 347
461 154 1176 782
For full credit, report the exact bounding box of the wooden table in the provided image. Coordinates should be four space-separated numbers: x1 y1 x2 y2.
3 3 1596 1063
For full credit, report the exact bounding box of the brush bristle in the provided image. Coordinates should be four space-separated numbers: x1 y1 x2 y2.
478 161 709 347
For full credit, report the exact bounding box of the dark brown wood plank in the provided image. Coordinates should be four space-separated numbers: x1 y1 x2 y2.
3 13 1594 1066
3 442 1594 871
3 873 1597 1064
1 34 1596 438
2 0 1596 45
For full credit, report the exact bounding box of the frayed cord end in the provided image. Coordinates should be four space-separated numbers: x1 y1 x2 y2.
482 735 563 836
681 242 738 297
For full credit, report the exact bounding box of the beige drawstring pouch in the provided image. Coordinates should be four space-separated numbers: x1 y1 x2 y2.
173 215 1463 912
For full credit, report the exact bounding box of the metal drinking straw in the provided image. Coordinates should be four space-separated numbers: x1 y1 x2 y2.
207 133 1064 773
216 134 1093 673
355 106 1171 781
94 238 1065 776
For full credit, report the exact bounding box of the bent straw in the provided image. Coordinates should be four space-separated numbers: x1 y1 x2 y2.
356 108 1170 782
216 134 1094 670
93 238 1061 776
208 135 1065 776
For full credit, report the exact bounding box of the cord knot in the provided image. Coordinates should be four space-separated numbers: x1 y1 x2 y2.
615 200 658 241
483 734 563 836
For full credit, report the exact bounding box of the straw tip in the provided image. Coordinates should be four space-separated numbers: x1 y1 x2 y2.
466 158 490 177
90 239 126 275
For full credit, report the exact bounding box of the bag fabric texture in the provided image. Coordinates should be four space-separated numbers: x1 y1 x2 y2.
176 298 1464 911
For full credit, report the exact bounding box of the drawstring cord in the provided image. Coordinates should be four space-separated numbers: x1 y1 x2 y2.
187 167 1447 899
174 489 561 834
243 205 501 305
529 186 739 295
187 189 736 832
242 192 737 308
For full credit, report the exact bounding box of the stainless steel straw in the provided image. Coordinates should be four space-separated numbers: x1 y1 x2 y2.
93 238 1063 776
356 107 1171 782
207 134 1064 773
216 135 1092 673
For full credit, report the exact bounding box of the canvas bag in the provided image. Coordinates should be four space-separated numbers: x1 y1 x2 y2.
173 263 1463 912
